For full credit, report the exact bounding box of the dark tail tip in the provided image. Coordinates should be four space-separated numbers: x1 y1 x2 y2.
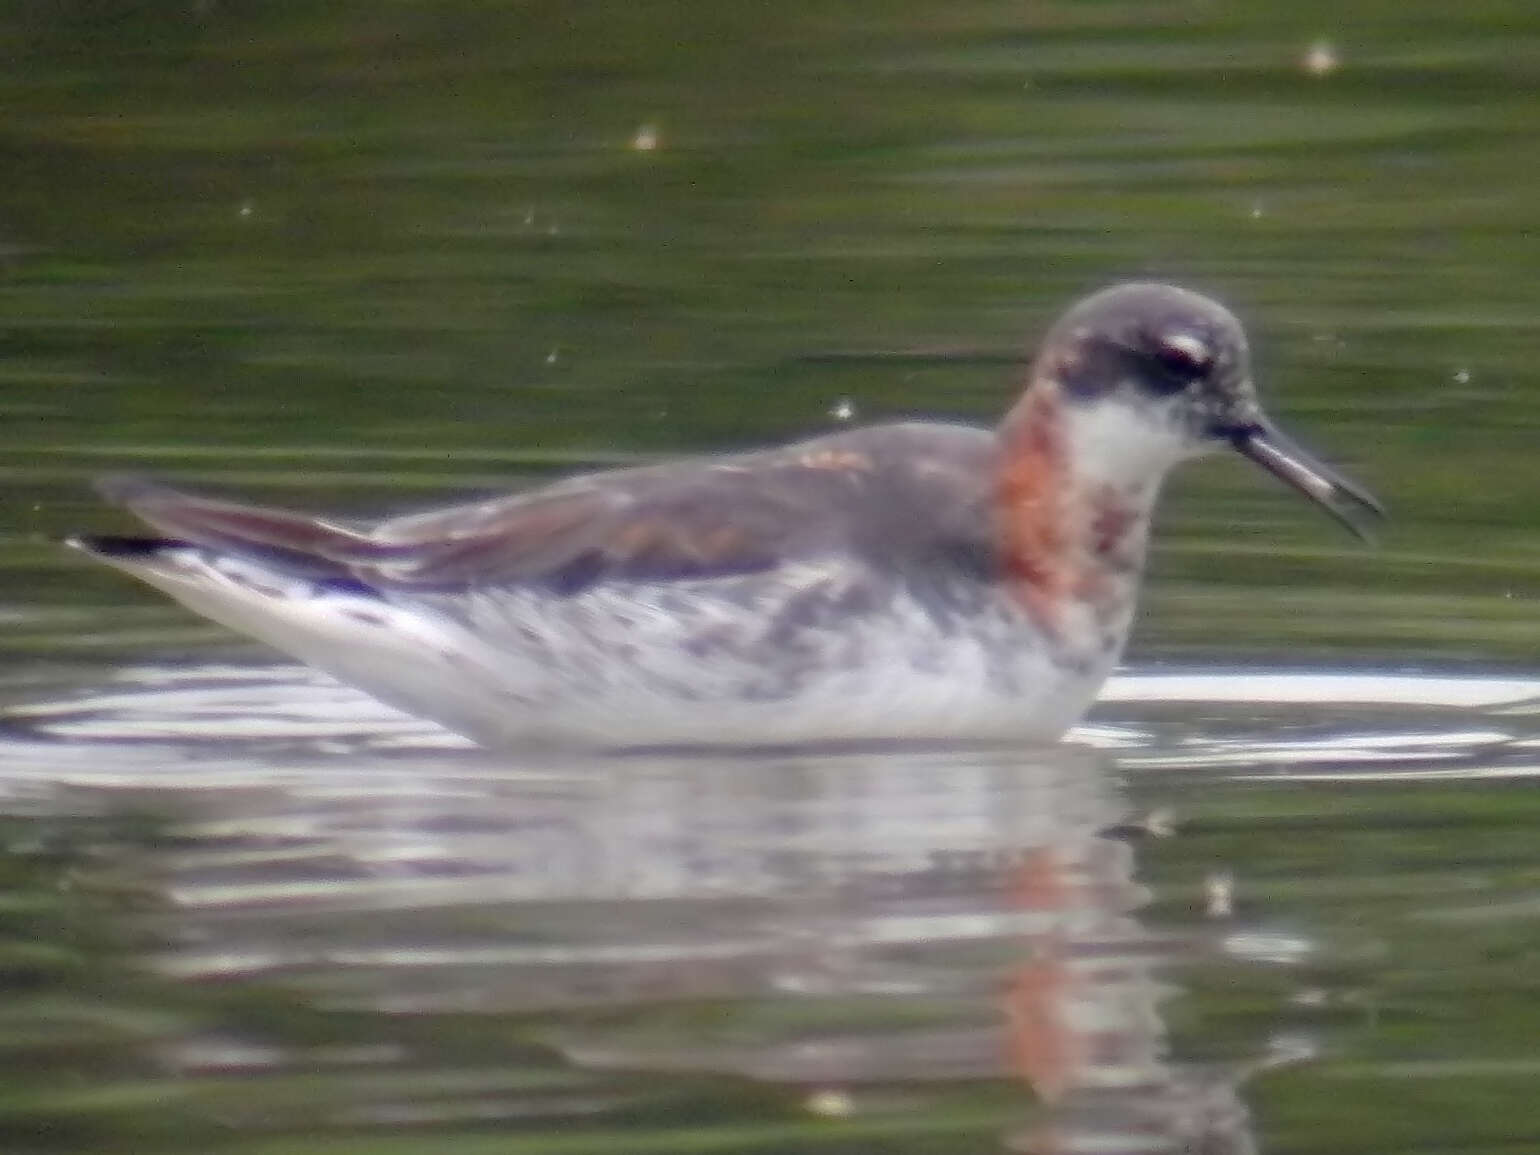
66 534 189 559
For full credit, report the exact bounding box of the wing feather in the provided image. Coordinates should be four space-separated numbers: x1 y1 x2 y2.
92 424 997 595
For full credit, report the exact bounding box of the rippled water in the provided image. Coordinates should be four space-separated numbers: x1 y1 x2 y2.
7 665 1540 1151
6 1 1540 1152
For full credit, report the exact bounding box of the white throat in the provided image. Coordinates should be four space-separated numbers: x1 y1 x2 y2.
1061 397 1198 494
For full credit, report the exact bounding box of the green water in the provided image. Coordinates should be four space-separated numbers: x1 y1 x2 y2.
6 0 1540 662
4 2 1540 1152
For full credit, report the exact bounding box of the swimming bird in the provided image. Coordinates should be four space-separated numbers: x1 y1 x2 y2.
70 283 1381 750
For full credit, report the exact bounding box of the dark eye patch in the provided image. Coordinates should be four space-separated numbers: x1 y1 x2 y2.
1057 330 1216 401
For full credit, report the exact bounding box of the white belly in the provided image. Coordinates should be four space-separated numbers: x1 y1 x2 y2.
95 550 1125 751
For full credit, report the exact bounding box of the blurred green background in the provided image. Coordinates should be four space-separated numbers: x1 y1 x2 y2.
4 5 1540 1155
4 0 1539 665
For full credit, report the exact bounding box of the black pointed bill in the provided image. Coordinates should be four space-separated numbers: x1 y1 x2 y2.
1228 420 1384 541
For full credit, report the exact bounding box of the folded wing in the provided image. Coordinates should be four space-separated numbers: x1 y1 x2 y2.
89 426 996 596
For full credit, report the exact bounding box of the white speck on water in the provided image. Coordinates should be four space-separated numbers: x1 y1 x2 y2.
238 200 254 219
828 397 856 422
1302 39 1339 77
1453 367 1471 384
1266 1032 1320 1065
1249 200 1265 219
545 349 560 365
631 123 660 151
1222 930 1313 965
1141 807 1177 838
1204 870 1234 919
805 1088 855 1117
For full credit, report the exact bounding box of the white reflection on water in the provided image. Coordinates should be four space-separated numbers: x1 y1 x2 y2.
9 662 1540 763
3 660 1538 1152
1103 671 1540 709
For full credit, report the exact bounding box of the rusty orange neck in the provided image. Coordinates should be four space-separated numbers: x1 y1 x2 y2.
994 385 1156 644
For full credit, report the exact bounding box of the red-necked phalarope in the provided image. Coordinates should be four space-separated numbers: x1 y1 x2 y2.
70 283 1382 750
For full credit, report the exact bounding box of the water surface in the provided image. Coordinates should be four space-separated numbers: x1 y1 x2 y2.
4 2 1540 1152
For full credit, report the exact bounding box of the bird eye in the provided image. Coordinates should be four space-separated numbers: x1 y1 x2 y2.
1150 331 1213 384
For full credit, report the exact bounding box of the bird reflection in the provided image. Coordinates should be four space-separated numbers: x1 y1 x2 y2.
11 664 1267 1152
